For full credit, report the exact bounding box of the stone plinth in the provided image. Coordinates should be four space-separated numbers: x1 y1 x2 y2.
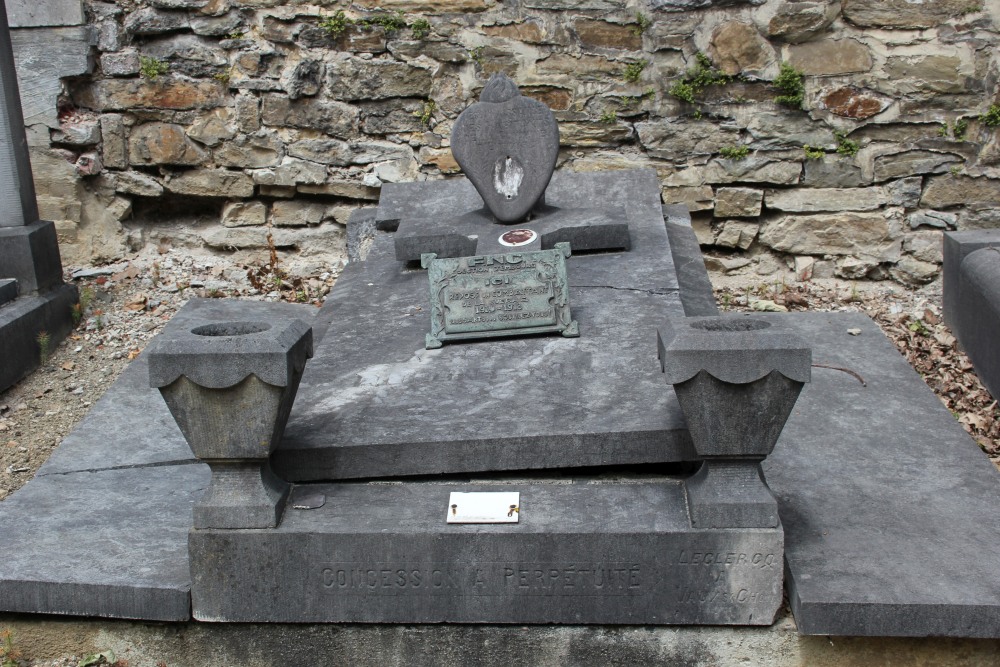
189 480 783 624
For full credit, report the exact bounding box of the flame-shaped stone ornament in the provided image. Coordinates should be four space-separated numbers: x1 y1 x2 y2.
451 73 560 223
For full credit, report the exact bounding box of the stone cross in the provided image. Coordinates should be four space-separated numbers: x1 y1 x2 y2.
391 73 632 262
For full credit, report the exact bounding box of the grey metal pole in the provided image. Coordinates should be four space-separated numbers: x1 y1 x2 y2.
0 0 38 228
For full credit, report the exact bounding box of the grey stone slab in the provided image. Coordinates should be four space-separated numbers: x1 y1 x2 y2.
382 170 673 293
0 283 76 392
39 298 317 476
276 275 692 480
955 248 1000 401
942 229 1000 331
451 74 559 223
0 463 207 620
8 298 1000 633
394 230 477 263
0 220 64 293
763 311 1000 637
277 171 689 481
0 278 17 306
35 352 194 475
190 480 783 624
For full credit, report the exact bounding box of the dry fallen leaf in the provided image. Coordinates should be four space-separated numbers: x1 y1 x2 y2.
61 362 75 371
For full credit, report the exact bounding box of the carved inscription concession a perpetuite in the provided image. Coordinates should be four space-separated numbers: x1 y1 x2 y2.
319 562 643 596
422 242 579 348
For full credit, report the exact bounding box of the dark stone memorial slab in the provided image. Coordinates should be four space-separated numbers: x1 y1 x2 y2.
6 304 1000 634
275 169 692 482
423 243 578 348
942 230 1000 400
0 277 15 306
0 285 77 390
0 463 204 621
765 311 1000 637
0 10 78 392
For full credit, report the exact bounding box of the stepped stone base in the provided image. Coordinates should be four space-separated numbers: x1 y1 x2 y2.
190 481 783 624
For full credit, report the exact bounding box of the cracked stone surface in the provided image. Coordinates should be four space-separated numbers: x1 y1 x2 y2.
275 170 692 480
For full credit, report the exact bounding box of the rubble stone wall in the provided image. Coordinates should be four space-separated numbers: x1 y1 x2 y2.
19 0 1000 281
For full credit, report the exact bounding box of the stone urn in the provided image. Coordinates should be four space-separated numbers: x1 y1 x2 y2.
658 315 811 528
148 319 313 529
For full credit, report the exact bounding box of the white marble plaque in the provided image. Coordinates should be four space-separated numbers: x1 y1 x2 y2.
446 491 520 524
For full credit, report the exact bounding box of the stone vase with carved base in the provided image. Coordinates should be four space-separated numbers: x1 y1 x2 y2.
658 315 811 528
148 319 313 529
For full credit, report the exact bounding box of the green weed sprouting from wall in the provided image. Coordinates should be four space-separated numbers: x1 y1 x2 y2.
835 131 859 157
982 104 1000 127
623 59 647 84
803 145 825 160
414 99 436 128
720 145 749 159
773 63 805 109
320 9 412 39
411 18 431 40
632 12 652 36
667 53 730 117
139 56 169 80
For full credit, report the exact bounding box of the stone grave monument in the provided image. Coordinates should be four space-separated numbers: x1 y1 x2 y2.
5 74 1000 642
150 75 809 625
0 0 77 391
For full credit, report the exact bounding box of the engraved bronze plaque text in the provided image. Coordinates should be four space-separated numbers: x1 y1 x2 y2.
422 243 578 348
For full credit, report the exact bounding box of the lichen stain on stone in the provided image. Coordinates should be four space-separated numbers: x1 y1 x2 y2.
822 87 885 119
493 156 524 200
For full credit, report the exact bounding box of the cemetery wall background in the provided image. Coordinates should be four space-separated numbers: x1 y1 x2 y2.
10 0 1000 281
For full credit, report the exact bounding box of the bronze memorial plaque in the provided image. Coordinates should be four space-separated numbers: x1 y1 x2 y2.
422 242 579 348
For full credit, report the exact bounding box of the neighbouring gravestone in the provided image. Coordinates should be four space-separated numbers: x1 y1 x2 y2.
451 73 559 223
942 229 1000 331
944 238 1000 401
0 1 77 392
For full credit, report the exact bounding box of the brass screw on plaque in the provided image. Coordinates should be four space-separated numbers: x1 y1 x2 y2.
451 504 458 516
508 505 519 517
